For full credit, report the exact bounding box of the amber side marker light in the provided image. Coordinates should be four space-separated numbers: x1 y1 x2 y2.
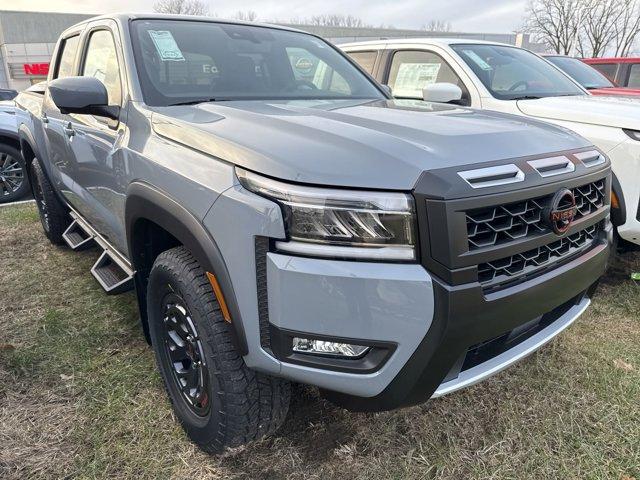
206 272 232 323
611 190 620 210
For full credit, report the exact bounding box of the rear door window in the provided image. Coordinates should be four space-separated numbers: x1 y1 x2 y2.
55 35 80 79
590 63 618 83
346 51 378 74
627 64 640 88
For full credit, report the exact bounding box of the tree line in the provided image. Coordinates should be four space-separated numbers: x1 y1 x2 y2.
525 0 640 57
152 1 452 31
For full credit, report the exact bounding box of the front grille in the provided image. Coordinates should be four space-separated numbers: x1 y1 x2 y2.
478 224 600 287
466 179 606 250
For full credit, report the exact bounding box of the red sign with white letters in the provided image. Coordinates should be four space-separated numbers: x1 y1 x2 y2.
23 63 50 76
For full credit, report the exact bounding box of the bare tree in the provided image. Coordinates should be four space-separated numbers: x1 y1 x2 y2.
299 14 372 28
581 0 627 57
422 20 452 32
526 0 640 56
233 10 258 22
524 0 586 54
612 0 640 56
153 0 209 15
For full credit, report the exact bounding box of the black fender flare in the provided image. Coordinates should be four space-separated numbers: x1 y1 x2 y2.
18 123 38 159
125 182 248 354
611 172 626 227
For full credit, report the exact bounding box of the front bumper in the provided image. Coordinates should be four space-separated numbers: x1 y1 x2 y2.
266 223 610 411
432 296 590 398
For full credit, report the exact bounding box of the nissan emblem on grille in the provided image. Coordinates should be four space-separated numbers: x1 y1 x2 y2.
545 189 578 235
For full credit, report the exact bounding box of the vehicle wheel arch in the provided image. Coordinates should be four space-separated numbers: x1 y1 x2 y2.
125 182 248 354
0 133 20 153
18 127 38 185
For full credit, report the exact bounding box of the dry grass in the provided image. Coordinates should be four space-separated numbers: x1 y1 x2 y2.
1 203 638 479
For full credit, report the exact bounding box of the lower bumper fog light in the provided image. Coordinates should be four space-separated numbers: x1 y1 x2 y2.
292 338 370 358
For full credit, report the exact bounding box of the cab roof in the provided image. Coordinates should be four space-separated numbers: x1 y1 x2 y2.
63 12 308 35
339 38 513 49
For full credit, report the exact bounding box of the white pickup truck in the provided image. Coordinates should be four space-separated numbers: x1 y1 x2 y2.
341 39 640 248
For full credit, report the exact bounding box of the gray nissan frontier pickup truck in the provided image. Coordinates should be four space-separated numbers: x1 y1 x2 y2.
15 14 612 453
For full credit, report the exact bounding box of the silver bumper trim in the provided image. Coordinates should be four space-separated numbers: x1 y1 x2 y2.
432 297 591 398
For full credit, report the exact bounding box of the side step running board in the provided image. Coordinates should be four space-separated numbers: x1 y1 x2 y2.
66 210 135 295
91 251 134 295
62 219 96 251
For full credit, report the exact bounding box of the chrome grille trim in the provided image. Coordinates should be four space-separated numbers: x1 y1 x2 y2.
575 150 606 168
528 156 575 177
458 164 525 189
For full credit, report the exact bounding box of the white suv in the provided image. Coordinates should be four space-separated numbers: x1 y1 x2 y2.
342 39 640 246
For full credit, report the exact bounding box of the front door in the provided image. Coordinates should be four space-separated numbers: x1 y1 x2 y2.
42 33 83 200
65 24 127 250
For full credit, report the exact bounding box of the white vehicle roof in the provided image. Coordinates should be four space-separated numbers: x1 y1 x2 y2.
339 38 513 49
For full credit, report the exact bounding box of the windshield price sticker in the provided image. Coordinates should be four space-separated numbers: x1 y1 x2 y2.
393 63 441 97
148 30 185 61
463 50 492 70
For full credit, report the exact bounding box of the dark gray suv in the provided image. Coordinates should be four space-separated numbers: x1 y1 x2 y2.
15 14 612 453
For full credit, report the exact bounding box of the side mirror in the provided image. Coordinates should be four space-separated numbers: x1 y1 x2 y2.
422 83 463 104
48 76 119 120
380 84 393 97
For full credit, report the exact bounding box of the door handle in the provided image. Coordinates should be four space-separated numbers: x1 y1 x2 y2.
63 123 75 138
41 113 49 124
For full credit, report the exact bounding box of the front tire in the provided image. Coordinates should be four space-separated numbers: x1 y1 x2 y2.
31 159 70 244
147 246 290 453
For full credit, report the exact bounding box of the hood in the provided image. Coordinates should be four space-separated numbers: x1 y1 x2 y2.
517 95 640 130
151 99 590 190
587 87 640 97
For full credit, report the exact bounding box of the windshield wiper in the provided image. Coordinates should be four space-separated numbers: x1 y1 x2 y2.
510 95 541 100
167 98 221 106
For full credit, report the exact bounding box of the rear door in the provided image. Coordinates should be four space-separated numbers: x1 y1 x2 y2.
65 20 128 251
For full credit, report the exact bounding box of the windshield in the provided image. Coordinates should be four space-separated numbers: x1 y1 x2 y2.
130 19 384 106
451 44 586 100
546 56 615 89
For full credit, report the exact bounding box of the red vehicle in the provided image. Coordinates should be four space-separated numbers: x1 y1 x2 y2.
545 55 640 96
582 57 640 90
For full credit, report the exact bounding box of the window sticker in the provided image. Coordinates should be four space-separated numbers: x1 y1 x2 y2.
148 30 185 61
463 50 492 71
393 63 441 97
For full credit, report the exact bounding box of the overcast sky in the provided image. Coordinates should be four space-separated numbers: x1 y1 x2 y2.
1 0 527 33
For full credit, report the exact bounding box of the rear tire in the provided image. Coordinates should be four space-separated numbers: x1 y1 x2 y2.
0 144 29 204
147 246 290 453
31 159 70 244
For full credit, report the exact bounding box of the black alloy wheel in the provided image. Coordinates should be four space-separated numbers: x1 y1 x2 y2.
162 293 210 416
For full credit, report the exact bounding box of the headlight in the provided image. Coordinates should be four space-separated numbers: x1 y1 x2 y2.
623 129 640 141
236 168 416 261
